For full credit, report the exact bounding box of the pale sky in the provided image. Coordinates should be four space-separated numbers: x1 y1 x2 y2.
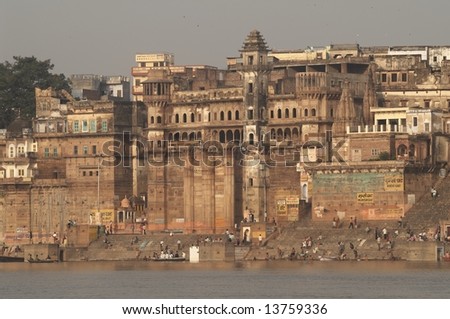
1 0 449 77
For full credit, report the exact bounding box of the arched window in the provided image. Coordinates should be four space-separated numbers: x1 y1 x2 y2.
150 116 155 124
304 109 309 117
228 111 232 121
198 113 202 122
157 116 162 124
226 130 233 142
175 114 180 123
249 133 254 145
235 110 240 120
183 113 187 123
220 111 225 121
234 130 241 142
9 145 15 158
311 108 316 116
277 109 282 119
191 113 195 122
293 108 297 118
285 108 290 118
330 108 333 117
219 131 226 143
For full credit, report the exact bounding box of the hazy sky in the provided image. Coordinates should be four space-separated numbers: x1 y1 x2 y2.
1 0 449 77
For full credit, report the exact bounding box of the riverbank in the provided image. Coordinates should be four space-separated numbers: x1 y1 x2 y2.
55 218 447 262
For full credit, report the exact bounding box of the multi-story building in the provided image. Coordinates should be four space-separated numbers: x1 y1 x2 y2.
4 30 450 245
70 74 131 101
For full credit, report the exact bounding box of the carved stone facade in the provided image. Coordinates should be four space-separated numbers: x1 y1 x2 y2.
5 31 450 244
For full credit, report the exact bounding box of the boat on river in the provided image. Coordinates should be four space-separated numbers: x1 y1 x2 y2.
151 256 186 262
27 259 58 263
0 255 25 262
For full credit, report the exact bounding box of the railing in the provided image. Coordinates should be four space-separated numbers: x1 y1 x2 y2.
346 124 408 134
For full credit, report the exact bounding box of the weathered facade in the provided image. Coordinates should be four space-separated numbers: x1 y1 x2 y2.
4 31 450 245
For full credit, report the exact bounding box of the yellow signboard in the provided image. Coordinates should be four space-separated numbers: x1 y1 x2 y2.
91 209 115 225
276 199 287 215
286 197 299 205
357 192 374 203
384 174 404 191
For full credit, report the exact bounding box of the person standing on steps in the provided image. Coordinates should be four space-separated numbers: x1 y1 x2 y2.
348 217 354 229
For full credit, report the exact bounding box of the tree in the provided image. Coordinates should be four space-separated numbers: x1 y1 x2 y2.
0 56 71 128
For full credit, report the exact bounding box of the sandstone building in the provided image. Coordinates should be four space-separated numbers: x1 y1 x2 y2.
2 30 450 245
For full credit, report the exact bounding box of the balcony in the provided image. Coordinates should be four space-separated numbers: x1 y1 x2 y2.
132 86 143 95
131 67 150 76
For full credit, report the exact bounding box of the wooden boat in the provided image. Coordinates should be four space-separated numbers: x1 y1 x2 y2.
151 256 186 262
0 255 25 262
27 258 58 263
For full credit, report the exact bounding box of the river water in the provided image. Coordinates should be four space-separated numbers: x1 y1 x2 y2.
0 260 449 299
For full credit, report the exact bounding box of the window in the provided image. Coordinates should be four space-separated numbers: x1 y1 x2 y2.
82 120 88 132
285 108 290 118
191 113 195 122
311 108 316 116
73 146 78 155
304 109 308 117
183 114 187 123
391 73 397 82
381 73 387 82
18 169 25 177
52 148 58 157
73 120 79 133
248 55 254 65
157 116 162 124
135 79 141 86
175 114 179 123
248 83 253 93
32 144 37 153
9 146 15 158
92 145 97 155
220 111 224 121
413 117 418 127
82 171 86 177
235 111 239 120
150 116 154 124
371 149 379 156
248 110 254 120
44 148 49 158
293 108 297 118
228 111 232 121
424 100 430 108
277 109 282 119
101 120 108 132
433 56 437 62
401 73 407 82
17 146 25 154
90 120 96 132
270 110 274 118
83 146 88 155
425 123 430 132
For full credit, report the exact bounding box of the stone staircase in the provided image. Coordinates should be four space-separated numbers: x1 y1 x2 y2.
86 232 228 261
402 173 450 236
247 219 405 261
